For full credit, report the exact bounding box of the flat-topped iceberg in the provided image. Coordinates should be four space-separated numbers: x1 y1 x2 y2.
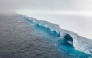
19 14 92 54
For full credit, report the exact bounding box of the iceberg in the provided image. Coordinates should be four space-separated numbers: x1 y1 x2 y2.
18 14 92 55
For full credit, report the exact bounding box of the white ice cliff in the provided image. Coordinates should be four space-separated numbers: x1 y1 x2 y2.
19 14 92 54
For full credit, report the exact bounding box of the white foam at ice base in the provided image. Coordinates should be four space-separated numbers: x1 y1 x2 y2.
19 15 92 54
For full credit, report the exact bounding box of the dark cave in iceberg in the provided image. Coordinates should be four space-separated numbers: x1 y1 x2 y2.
19 14 92 58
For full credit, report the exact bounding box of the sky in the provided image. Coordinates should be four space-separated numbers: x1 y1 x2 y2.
1 0 92 12
0 0 92 39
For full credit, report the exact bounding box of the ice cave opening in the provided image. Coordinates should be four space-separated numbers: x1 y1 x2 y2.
19 15 91 57
64 34 73 46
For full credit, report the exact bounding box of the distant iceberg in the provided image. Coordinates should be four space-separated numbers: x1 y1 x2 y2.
18 14 92 55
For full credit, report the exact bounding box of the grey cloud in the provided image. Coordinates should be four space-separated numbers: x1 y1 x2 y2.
18 0 75 11
18 0 92 11
0 0 92 13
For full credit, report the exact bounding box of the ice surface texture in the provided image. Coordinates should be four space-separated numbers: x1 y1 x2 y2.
19 14 92 55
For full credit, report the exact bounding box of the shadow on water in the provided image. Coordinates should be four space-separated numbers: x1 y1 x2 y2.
24 18 91 58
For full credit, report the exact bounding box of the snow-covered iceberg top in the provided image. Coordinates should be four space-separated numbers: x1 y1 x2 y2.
19 14 92 54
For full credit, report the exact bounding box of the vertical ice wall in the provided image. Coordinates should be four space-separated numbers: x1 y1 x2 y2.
19 14 92 54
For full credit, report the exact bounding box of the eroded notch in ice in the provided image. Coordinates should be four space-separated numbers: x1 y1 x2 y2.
20 15 60 37
19 14 92 55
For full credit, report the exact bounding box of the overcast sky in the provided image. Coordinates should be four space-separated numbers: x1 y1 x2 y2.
1 0 92 12
0 0 92 39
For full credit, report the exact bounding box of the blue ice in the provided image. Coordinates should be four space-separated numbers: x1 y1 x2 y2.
19 15 92 58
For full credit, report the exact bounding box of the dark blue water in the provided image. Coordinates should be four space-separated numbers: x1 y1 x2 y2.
23 17 91 58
